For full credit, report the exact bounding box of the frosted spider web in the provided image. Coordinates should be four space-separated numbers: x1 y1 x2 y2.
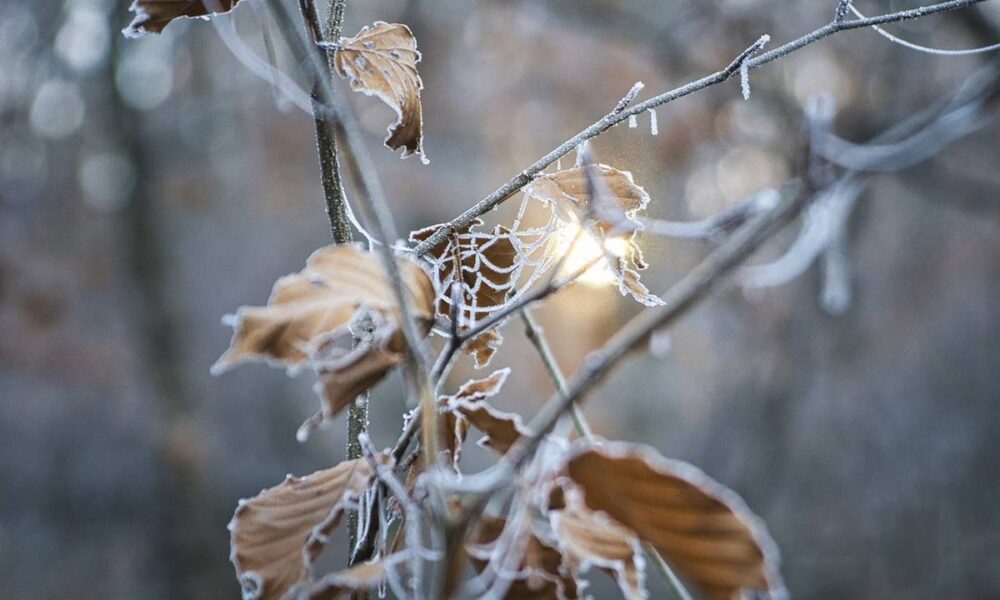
417 192 572 329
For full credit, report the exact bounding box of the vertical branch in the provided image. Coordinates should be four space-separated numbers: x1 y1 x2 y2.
298 0 352 242
296 0 370 566
271 0 440 466
327 0 347 40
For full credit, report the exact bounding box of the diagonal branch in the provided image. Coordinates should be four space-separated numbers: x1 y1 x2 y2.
409 0 989 257
453 180 809 494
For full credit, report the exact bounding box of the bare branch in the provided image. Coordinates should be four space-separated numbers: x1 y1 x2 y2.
459 181 809 492
266 1 439 467
409 0 989 258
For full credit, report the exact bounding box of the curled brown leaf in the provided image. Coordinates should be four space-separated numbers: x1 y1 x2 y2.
525 164 650 236
124 0 241 37
229 459 375 600
438 368 511 467
448 398 531 455
551 496 646 600
213 244 433 372
410 220 517 366
526 164 661 307
566 442 784 600
334 22 426 162
468 516 580 600
463 328 504 369
294 552 407 600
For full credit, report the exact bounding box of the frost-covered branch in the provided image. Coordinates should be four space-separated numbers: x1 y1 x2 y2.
461 182 809 491
298 0 353 242
410 0 990 257
267 0 440 465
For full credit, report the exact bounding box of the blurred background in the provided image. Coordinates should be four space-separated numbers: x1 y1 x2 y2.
2 0 1000 598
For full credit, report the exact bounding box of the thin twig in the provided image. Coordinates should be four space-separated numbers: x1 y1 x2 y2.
519 308 592 438
521 307 696 600
409 0 988 257
456 181 808 494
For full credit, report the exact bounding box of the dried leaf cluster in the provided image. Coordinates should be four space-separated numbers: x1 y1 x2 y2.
122 3 794 599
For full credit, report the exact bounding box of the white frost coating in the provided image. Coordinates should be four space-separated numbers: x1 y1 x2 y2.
238 571 263 600
740 60 751 100
121 3 150 39
739 34 770 101
573 141 591 168
647 109 658 135
849 4 1000 56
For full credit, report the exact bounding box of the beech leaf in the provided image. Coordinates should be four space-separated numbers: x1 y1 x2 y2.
294 553 405 600
525 164 650 236
124 0 241 38
526 165 661 307
409 219 518 321
315 328 406 423
213 244 434 372
410 220 517 366
566 443 784 600
463 328 504 369
449 398 531 455
438 368 511 467
229 459 375 600
552 497 646 600
468 517 580 600
334 22 426 162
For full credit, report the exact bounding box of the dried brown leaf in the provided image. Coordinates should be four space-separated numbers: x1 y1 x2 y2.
463 327 504 368
525 164 650 235
468 517 579 600
334 22 426 161
526 165 661 307
409 220 518 320
229 459 375 600
449 399 531 455
438 368 511 467
124 0 240 37
616 258 663 308
315 330 405 421
552 497 646 600
214 244 433 372
296 553 405 600
566 443 784 600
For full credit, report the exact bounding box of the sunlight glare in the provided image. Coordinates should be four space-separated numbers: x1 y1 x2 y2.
552 224 630 287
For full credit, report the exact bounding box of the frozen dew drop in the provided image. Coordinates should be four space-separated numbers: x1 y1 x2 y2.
628 114 638 128
648 108 658 136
